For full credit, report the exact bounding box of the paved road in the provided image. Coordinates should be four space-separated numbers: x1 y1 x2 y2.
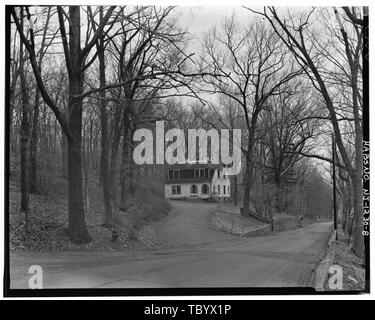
10 201 332 288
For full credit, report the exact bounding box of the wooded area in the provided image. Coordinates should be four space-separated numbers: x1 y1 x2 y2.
8 6 365 261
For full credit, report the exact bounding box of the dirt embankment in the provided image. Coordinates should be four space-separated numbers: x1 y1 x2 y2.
9 179 169 252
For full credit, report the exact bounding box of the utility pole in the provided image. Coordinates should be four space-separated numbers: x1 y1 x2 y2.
332 133 338 239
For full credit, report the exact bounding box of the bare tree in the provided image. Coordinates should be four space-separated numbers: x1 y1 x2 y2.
250 6 365 259
258 82 323 213
200 15 302 216
11 5 117 243
102 6 191 212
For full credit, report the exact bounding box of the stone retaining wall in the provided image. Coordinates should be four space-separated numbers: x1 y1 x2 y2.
215 206 330 236
213 209 271 237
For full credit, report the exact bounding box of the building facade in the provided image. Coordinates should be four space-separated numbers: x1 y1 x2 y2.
164 163 231 201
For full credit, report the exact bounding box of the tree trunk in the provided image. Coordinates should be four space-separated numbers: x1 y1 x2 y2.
65 6 90 243
274 176 283 213
241 110 260 216
109 114 122 204
29 89 40 194
19 8 29 214
82 126 90 210
66 88 91 242
351 172 364 260
67 134 90 242
119 122 129 210
128 128 136 196
351 70 364 260
241 153 253 216
342 196 348 232
61 132 68 178
9 63 19 156
97 10 113 226
100 117 113 226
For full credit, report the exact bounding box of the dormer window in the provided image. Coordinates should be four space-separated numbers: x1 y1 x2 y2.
169 170 179 179
174 170 179 179
200 169 204 178
195 169 199 178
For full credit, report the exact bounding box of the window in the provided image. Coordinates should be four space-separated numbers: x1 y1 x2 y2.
228 186 230 195
180 169 194 179
190 184 198 194
173 170 179 179
218 185 220 195
169 170 173 179
205 168 209 178
223 185 226 195
218 170 220 178
195 169 199 178
202 184 209 194
172 185 181 195
200 169 205 178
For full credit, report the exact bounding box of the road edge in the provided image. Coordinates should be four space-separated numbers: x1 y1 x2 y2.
310 228 336 291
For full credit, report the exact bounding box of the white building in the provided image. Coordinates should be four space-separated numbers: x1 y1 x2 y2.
164 163 231 201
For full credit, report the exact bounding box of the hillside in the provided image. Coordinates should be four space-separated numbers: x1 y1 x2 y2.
9 178 170 251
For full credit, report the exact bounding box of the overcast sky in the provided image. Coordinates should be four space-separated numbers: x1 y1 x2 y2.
178 6 252 33
176 6 256 53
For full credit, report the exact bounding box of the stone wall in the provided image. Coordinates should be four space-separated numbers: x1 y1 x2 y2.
215 206 328 235
213 208 271 237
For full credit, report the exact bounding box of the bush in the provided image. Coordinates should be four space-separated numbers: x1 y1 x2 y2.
130 177 170 229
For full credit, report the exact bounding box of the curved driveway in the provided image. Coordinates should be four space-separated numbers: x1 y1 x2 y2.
154 201 237 248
